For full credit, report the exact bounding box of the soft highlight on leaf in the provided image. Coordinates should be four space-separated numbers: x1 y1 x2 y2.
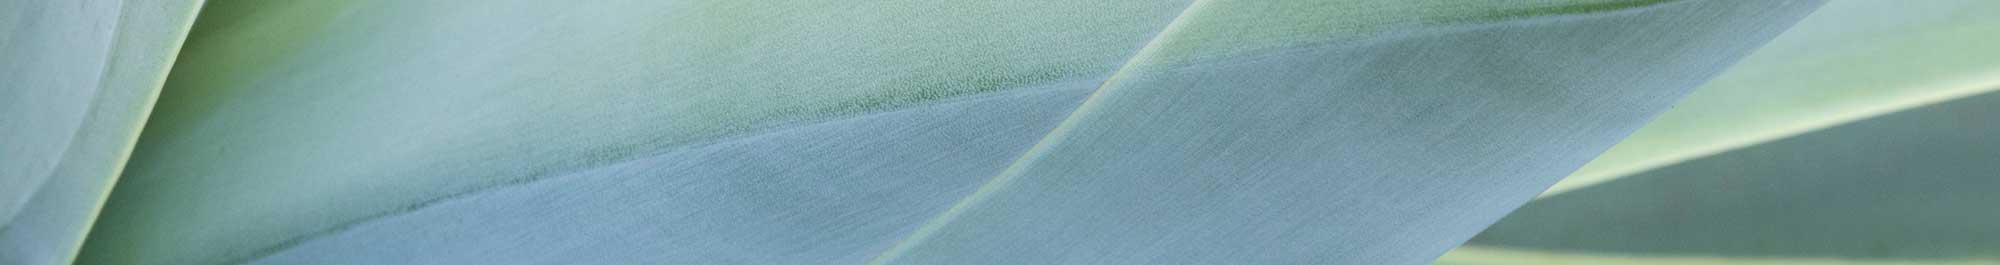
0 0 203 264
68 0 1837 264
1539 0 2000 197
873 0 1817 263
83 0 1197 264
1445 88 2000 263
1438 1 2000 262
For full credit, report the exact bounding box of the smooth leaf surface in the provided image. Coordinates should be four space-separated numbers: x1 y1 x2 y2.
77 0 1825 264
874 1 1817 263
0 0 202 264
79 0 1202 264
1436 1 2000 263
1441 88 2000 264
249 83 1099 264
1 0 119 228
1539 0 2000 197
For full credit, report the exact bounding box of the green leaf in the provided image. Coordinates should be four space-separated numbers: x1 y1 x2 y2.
80 0 1195 264
872 1 1817 263
73 0 1821 264
1442 88 2000 264
46 0 1847 264
1442 0 2000 263
1541 0 2000 197
0 0 202 264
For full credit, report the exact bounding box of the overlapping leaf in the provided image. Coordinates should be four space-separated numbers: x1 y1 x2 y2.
0 0 202 264
1440 0 2000 263
28 0 1979 264
63 0 1822 264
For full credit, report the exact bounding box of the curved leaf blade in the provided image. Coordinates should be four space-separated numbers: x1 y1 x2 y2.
1541 0 2000 197
0 0 203 264
1447 88 2000 263
876 0 1818 263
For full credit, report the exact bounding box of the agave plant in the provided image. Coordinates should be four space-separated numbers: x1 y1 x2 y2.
1 0 1993 264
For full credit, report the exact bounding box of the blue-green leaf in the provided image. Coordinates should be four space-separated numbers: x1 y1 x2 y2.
0 0 202 264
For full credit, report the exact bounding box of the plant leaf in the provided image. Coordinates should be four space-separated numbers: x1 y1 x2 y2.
247 82 1103 264
81 0 1196 264
76 0 1824 264
872 1 1818 263
1437 1 2000 263
1540 0 2000 197
0 0 202 264
1442 88 2000 264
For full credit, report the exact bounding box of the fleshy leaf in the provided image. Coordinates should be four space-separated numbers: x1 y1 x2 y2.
78 0 1824 264
872 1 1818 263
247 83 1100 264
1540 0 2000 197
1442 88 2000 264
1437 1 2000 263
81 0 1195 264
0 0 203 264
